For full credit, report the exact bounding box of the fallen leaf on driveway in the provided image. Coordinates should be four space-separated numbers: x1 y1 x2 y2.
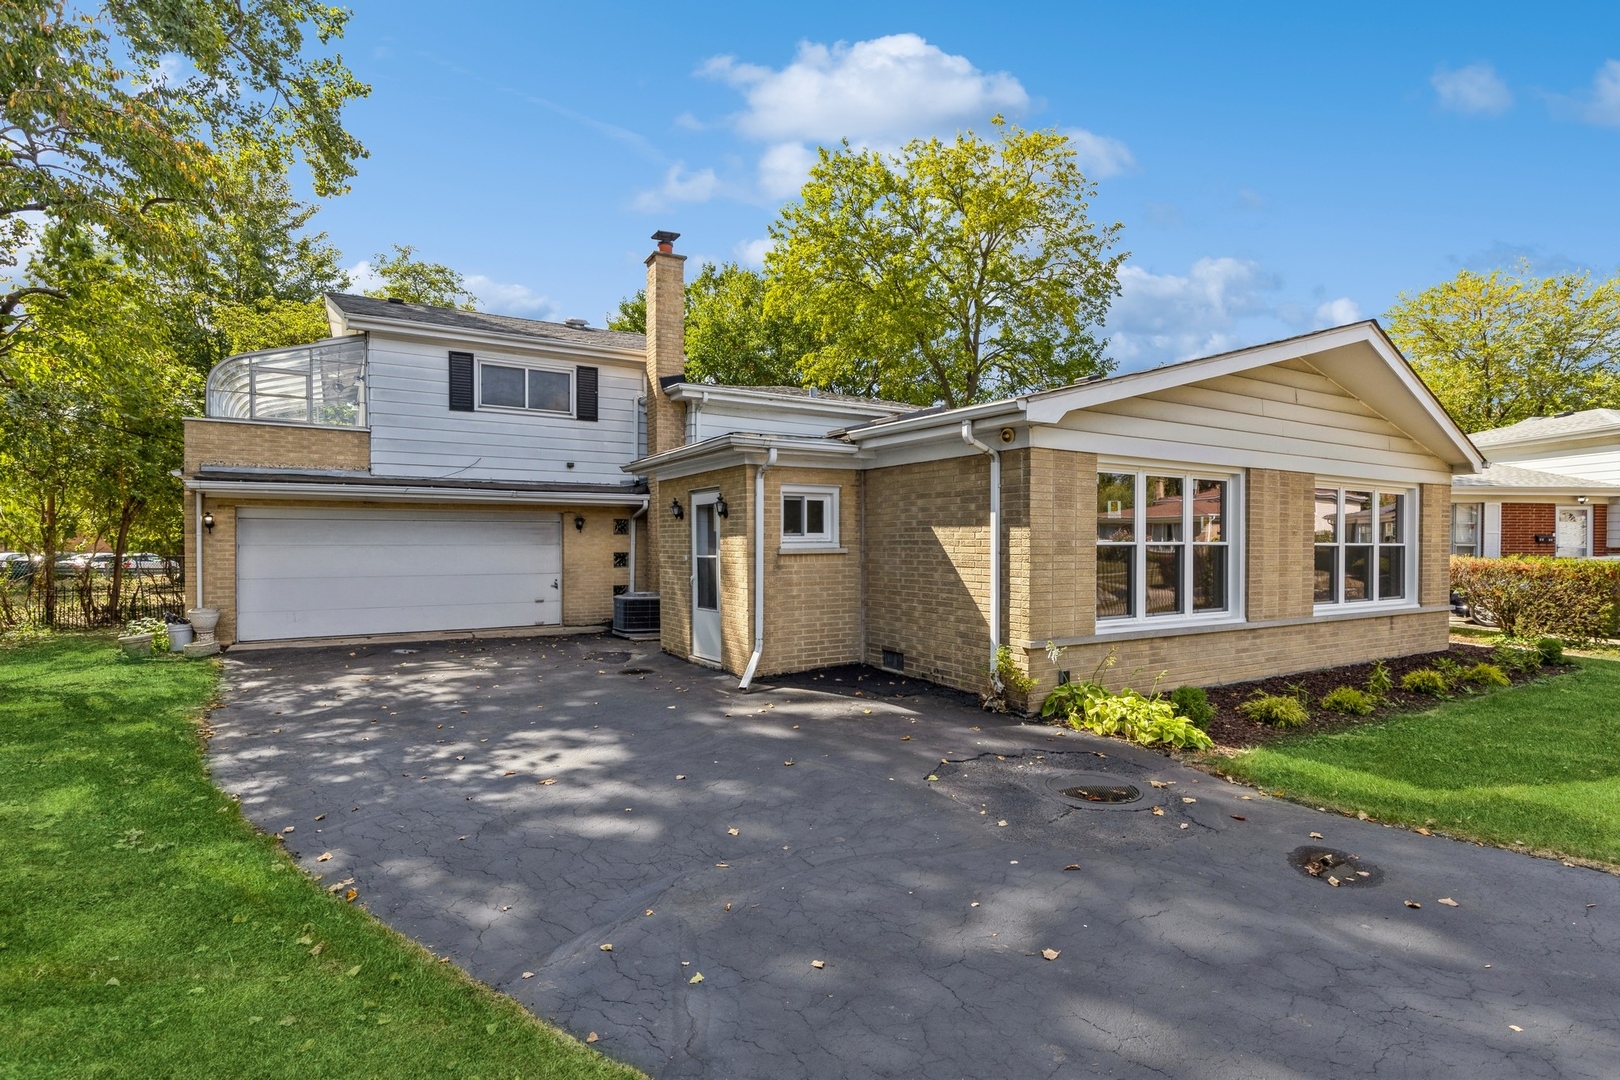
503 771 516 777
1438 897 1460 907
727 828 739 836
675 774 686 780
1415 827 1431 835
1509 1025 1523 1032
313 814 325 821
1310 832 1324 839
599 943 613 952
1041 948 1060 961
996 820 1008 827
536 778 556 786
689 972 704 984
317 852 332 862
1063 864 1081 871
1230 815 1246 821
1151 806 1165 816
1178 823 1189 830
1404 900 1422 909
926 774 939 782
715 862 729 868
1181 797 1197 803
1148 780 1174 788
521 971 534 979
344 888 358 903
586 1032 599 1043
783 760 794 767
281 826 295 834
901 735 911 741
811 960 825 969
1327 876 1341 887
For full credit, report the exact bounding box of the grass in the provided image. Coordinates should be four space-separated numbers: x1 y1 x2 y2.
1213 656 1620 868
0 634 641 1079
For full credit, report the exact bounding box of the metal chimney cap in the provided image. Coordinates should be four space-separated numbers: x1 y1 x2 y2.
651 230 681 244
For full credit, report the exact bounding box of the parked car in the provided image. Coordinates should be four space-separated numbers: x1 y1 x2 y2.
123 553 177 577
0 552 34 582
53 553 91 577
88 553 120 574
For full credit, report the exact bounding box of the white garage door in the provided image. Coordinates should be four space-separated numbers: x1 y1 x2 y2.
236 507 562 641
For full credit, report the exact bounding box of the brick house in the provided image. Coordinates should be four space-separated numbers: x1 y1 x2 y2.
1450 411 1620 560
183 232 1483 708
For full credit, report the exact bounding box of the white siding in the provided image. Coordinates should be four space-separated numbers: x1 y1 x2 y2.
689 400 888 441
364 335 643 483
1486 447 1620 484
1050 359 1451 481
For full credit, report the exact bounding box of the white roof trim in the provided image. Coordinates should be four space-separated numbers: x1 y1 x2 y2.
325 298 647 365
664 382 910 418
626 433 863 479
184 478 647 507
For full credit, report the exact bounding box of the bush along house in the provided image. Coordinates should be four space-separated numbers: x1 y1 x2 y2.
1450 410 1620 560
183 232 1484 710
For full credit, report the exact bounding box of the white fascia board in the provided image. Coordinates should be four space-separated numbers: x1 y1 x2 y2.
665 383 908 419
624 434 863 478
338 316 645 367
843 400 1028 444
184 478 647 507
1452 484 1619 497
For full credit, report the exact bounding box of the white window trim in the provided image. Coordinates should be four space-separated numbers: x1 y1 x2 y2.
780 484 840 550
476 357 576 417
1313 481 1419 613
1095 464 1245 633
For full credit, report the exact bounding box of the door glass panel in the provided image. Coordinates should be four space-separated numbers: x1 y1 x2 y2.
695 503 718 610
1556 508 1588 557
1096 473 1135 542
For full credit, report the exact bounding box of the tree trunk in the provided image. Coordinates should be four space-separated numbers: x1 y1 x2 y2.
41 491 57 626
107 497 139 622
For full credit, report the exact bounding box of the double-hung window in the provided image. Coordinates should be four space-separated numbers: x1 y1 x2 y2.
781 486 839 549
1451 503 1483 556
1314 486 1411 605
1096 469 1234 623
479 361 573 415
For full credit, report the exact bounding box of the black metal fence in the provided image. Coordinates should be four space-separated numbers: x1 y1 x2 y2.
1 568 186 631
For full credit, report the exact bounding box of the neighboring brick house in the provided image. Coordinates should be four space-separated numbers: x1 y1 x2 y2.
1450 411 1620 560
184 232 1484 709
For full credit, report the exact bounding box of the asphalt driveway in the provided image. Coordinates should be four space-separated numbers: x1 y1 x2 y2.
207 635 1620 1079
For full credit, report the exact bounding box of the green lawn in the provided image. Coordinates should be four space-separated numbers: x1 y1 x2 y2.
0 634 641 1079
1215 656 1620 867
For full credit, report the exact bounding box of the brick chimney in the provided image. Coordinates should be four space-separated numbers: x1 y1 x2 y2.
644 230 687 458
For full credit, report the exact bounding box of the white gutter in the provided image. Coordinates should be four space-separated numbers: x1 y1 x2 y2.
738 447 777 690
961 421 1001 678
195 491 205 610
182 478 648 508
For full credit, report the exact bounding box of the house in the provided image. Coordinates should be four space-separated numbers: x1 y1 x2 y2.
182 232 1482 708
1449 410 1620 559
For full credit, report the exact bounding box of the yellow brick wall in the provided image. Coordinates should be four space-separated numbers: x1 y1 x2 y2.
186 496 632 646
184 418 370 473
1005 446 1096 655
758 467 863 675
656 466 752 670
864 455 994 695
1420 483 1450 607
1021 609 1450 698
1246 469 1315 621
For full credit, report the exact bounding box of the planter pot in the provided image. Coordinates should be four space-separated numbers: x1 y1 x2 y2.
118 633 153 658
186 608 221 645
183 640 221 658
167 622 194 652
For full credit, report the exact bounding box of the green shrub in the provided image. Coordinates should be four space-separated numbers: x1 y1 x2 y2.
1237 693 1309 728
1535 636 1565 665
1491 644 1541 674
992 644 1035 694
1451 555 1620 642
1040 681 1213 750
1169 685 1213 727
1365 660 1393 699
1457 662 1510 689
1401 668 1450 696
1320 686 1376 715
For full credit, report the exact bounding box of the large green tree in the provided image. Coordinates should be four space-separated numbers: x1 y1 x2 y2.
1386 265 1620 431
362 245 478 309
765 118 1125 407
608 261 816 386
0 0 369 371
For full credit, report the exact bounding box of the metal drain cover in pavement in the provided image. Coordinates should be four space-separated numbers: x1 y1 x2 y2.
1288 846 1383 887
1045 773 1144 808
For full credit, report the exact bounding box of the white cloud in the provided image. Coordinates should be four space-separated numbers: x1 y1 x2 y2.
631 163 722 211
733 236 772 267
343 258 382 294
463 275 559 318
1431 63 1512 114
756 142 819 199
1313 297 1362 327
1580 58 1620 126
703 34 1028 144
1064 128 1136 178
1107 258 1277 366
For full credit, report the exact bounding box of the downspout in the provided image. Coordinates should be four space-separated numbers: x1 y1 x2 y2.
961 421 1001 675
738 447 777 690
626 504 647 591
194 492 205 610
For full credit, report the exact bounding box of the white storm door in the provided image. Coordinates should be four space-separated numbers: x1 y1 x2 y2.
691 494 722 662
1555 507 1590 558
236 508 562 641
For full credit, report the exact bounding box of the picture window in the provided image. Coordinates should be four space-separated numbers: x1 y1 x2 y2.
478 361 573 415
1096 469 1232 623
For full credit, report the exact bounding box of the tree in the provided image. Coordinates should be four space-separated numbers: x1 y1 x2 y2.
764 118 1125 407
0 0 368 369
362 245 478 309
608 262 816 386
1386 265 1620 431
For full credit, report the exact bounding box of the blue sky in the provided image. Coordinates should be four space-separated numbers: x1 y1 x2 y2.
313 1 1620 371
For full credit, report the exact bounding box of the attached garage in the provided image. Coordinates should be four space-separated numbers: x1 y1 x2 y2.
235 507 563 641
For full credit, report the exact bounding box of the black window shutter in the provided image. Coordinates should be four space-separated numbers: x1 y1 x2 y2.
448 352 475 411
576 365 599 422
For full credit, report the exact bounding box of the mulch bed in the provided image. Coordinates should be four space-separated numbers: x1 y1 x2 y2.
1198 642 1560 750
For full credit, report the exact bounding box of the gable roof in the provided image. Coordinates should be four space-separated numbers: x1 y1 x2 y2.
843 321 1486 472
326 293 646 354
1453 462 1620 493
1469 408 1620 449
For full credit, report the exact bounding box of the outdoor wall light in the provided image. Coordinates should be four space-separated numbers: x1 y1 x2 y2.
715 493 729 518
574 513 586 531
202 512 215 532
670 497 684 520
1578 495 1590 504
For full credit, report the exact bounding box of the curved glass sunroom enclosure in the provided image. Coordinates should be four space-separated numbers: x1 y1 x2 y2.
206 336 367 427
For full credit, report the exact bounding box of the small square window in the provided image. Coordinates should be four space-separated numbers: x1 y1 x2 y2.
781 487 838 547
613 518 630 535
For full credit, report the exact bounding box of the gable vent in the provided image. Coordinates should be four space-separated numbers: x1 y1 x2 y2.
448 352 475 411
576 365 599 422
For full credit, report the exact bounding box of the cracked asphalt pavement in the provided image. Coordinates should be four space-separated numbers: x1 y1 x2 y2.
207 635 1620 1078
